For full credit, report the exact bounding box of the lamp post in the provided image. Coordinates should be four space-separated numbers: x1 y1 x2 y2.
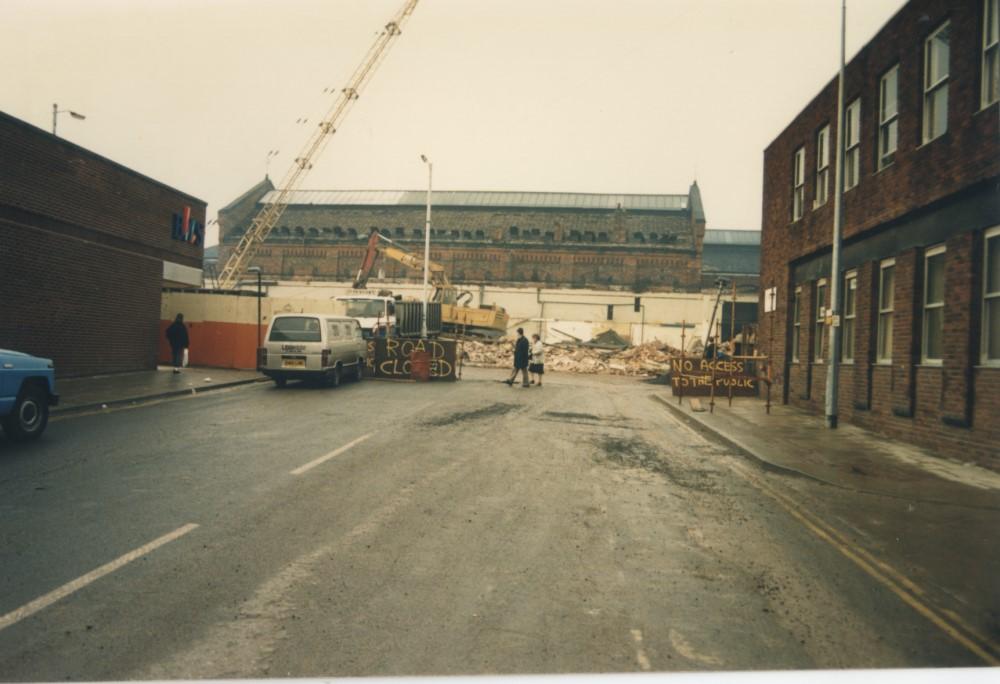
247 267 263 360
420 154 432 339
52 103 86 136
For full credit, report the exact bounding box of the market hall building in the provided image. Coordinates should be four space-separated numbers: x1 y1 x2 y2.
217 180 708 291
759 0 1000 464
0 110 206 377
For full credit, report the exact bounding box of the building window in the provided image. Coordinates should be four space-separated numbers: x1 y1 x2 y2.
792 287 802 362
842 271 857 362
982 227 1000 363
814 280 827 362
985 0 1000 106
922 245 946 363
924 21 951 143
877 259 896 363
879 65 899 169
845 99 861 190
815 126 830 207
792 147 806 221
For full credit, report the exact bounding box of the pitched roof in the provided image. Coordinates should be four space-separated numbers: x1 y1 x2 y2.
704 229 760 245
259 189 688 212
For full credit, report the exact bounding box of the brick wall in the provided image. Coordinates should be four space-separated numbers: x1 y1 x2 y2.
759 0 1000 465
0 111 207 377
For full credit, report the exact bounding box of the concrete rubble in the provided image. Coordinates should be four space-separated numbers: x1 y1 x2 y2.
460 336 681 377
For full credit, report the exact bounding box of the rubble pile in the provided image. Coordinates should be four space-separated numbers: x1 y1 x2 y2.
460 337 681 377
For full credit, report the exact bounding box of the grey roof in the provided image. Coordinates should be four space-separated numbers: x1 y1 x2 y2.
704 229 761 245
260 189 688 212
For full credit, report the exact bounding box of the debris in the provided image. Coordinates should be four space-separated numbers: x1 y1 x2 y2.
460 338 681 377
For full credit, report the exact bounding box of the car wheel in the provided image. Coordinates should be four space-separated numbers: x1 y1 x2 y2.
330 366 341 388
2 385 49 441
274 378 287 388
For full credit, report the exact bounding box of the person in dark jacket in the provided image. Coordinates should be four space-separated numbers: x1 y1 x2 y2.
165 313 190 373
505 328 530 387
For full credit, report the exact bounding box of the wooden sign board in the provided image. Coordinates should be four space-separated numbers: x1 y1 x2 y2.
670 357 757 397
364 338 458 381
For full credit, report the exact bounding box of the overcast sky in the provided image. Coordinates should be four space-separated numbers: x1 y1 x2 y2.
2 0 907 246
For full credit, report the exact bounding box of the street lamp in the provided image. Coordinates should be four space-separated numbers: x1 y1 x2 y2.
247 267 263 361
420 154 432 339
52 103 85 136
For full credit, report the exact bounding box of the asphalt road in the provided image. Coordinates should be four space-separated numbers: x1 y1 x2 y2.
0 368 995 679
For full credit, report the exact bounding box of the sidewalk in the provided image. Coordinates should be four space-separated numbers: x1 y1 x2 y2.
53 366 266 415
656 394 1000 511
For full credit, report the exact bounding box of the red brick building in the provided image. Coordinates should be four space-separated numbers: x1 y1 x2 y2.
0 111 206 377
760 0 1000 464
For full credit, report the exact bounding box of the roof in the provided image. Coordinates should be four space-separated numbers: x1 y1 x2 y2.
259 189 689 212
704 229 760 245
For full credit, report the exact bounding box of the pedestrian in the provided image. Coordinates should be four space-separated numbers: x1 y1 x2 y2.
505 327 530 387
528 333 545 386
165 313 190 374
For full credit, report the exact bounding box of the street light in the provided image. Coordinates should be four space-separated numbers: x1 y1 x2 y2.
247 267 263 362
52 103 86 136
420 154 432 339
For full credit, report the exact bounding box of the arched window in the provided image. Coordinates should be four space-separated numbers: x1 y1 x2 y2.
569 230 581 241
293 226 305 237
347 228 357 238
544 231 554 242
307 227 319 238
510 226 519 238
333 226 344 237
633 232 645 243
483 270 493 282
279 226 291 236
413 228 422 238
584 231 596 242
475 230 485 239
463 230 472 239
451 230 460 239
531 269 540 281
597 232 608 242
395 227 405 237
649 233 659 242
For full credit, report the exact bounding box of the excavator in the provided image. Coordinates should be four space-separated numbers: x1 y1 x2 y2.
350 229 509 338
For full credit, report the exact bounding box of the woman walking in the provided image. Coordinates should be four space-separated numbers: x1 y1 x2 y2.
529 333 545 387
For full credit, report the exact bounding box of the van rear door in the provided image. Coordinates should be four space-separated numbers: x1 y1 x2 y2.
268 316 323 370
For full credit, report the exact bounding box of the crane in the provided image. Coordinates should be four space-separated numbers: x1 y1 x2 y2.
216 0 420 290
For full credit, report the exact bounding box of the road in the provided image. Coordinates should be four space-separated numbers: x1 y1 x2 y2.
0 368 996 679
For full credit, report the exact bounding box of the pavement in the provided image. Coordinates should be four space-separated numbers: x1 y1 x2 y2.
656 392 1000 511
52 366 266 415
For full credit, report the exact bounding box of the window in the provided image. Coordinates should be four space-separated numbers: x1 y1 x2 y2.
983 227 1000 363
924 22 951 143
842 271 857 362
792 288 802 362
879 66 899 169
792 147 806 220
922 246 946 363
814 280 827 362
815 126 830 207
985 0 1000 106
845 100 861 190
877 259 896 362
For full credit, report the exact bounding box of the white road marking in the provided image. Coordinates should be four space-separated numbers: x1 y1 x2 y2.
0 523 198 633
290 433 373 475
630 628 652 671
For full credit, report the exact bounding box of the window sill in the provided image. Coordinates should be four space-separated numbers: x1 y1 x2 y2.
840 359 855 366
917 130 950 151
974 364 1000 369
917 362 943 368
875 160 896 175
874 360 892 366
974 101 999 115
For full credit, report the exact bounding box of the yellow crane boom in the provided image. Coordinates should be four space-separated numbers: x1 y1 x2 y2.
217 0 420 290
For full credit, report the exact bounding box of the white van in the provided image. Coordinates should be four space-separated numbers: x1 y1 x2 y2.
259 314 367 388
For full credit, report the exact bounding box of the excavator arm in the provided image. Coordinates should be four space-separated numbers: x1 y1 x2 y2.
352 230 455 303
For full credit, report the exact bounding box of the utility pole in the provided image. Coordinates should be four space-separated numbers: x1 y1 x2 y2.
825 0 847 429
420 154 432 339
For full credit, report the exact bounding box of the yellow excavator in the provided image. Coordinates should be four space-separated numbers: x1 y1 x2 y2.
352 229 509 337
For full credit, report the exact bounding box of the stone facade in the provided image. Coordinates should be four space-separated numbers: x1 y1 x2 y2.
218 182 707 291
759 0 1000 465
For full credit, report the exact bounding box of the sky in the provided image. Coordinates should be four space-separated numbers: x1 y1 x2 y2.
1 0 908 246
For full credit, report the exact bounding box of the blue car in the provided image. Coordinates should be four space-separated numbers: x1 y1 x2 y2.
0 349 59 441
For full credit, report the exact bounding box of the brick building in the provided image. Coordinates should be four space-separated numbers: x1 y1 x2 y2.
0 111 206 377
760 0 1000 464
218 180 708 291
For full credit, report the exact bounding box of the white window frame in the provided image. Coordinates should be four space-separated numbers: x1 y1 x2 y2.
815 125 830 207
879 65 899 169
842 270 858 363
792 287 802 362
844 100 861 190
923 21 951 144
792 147 806 221
983 226 1000 365
984 0 1000 107
814 279 827 363
921 245 947 365
877 259 896 364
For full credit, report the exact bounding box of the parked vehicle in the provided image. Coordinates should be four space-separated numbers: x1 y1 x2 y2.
258 314 367 388
0 349 58 441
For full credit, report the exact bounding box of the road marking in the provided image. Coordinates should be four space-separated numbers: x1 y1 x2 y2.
657 407 1000 665
0 523 198 633
630 628 652 671
290 433 372 475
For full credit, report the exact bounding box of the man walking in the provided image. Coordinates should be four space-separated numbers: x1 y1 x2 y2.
165 313 190 374
505 327 530 387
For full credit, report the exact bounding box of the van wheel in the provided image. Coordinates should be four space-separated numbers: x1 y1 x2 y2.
274 378 287 388
330 366 341 388
2 385 49 441
354 361 364 382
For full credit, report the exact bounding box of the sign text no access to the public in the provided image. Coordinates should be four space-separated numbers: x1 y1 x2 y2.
669 357 757 397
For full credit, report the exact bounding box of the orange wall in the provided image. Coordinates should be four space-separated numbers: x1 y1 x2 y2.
158 320 263 370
